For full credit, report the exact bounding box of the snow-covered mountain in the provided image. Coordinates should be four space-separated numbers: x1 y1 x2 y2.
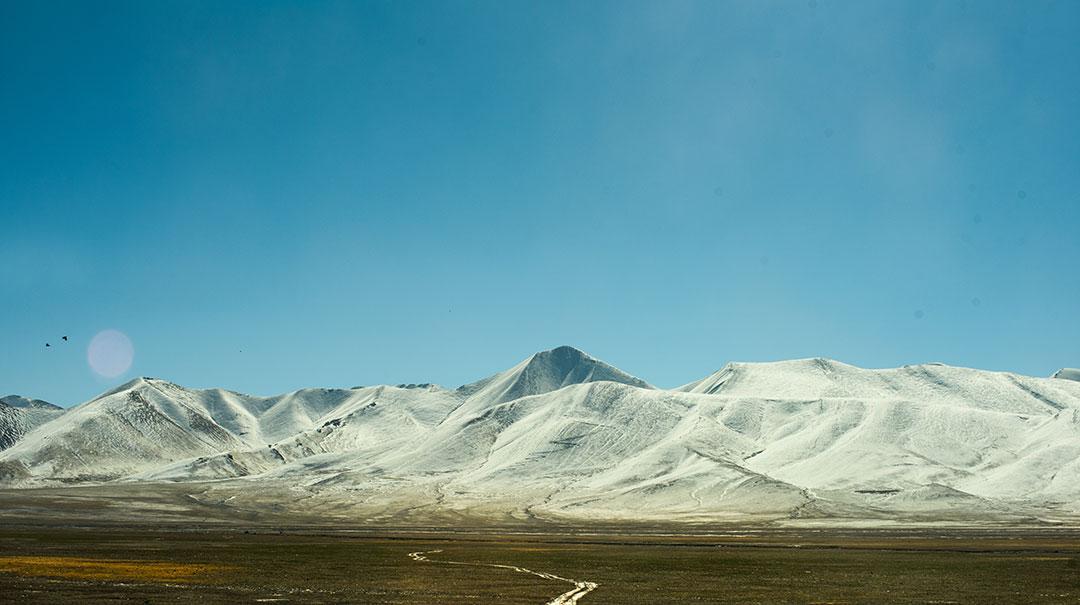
0 395 64 452
3 348 1080 525
0 377 381 483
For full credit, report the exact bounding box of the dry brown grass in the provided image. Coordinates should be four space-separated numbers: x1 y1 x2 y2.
0 555 229 583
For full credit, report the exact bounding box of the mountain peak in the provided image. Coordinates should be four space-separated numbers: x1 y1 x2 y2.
526 345 593 367
458 346 652 405
83 377 160 406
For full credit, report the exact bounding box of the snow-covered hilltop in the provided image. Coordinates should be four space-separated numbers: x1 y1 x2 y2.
0 395 64 452
1053 368 1080 382
3 347 1080 525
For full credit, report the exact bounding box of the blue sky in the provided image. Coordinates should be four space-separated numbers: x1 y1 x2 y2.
2 1 1078 406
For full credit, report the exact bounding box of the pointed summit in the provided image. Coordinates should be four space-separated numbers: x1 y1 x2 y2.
458 346 652 405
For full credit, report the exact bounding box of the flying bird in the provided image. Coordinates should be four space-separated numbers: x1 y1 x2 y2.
45 343 51 348
62 336 68 341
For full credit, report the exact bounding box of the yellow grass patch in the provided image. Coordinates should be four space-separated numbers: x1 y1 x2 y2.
0 556 229 583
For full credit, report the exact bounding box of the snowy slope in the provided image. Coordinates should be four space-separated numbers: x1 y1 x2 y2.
4 348 1080 524
369 381 808 521
679 359 1080 506
0 396 64 451
1053 368 1080 382
139 384 462 482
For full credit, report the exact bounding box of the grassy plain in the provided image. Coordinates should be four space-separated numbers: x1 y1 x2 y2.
1 525 1079 603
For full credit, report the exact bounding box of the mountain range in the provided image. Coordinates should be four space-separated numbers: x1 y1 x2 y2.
3 347 1080 525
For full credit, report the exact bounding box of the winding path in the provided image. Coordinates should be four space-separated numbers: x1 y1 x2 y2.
407 549 598 604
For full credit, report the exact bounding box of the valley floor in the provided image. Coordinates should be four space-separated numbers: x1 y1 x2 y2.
0 522 1078 604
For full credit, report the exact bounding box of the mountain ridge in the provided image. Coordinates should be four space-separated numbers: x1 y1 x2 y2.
3 346 1080 525
0 395 65 452
1 395 62 411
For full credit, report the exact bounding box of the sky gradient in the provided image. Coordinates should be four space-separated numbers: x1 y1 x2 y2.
3 1 1079 406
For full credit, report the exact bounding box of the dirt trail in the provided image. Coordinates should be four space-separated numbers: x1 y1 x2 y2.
408 549 598 604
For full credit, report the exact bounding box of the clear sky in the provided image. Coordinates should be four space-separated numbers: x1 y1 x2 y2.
2 1 1079 406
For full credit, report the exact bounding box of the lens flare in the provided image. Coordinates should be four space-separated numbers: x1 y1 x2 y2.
87 330 134 378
